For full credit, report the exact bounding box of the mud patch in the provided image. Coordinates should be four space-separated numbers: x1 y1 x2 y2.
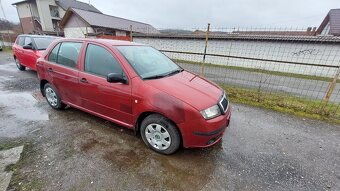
80 138 100 152
2 77 39 92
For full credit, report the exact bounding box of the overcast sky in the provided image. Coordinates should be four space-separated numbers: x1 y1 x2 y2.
0 0 339 29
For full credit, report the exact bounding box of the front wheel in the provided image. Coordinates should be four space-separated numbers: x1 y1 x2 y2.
141 114 181 154
15 58 25 71
44 83 67 110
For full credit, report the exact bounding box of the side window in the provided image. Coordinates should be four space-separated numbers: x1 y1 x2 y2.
85 44 123 77
56 42 82 68
24 37 32 46
48 43 61 63
18 37 25 46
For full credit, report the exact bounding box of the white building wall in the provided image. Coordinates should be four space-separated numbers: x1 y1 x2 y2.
16 3 35 18
35 0 66 32
321 23 331 36
116 30 127 36
30 2 39 18
64 27 94 38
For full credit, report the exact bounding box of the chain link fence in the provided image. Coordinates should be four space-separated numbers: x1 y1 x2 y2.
132 26 340 120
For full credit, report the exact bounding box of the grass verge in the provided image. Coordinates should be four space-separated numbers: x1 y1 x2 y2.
8 143 44 191
221 84 340 123
0 141 22 151
1 46 12 53
175 59 339 83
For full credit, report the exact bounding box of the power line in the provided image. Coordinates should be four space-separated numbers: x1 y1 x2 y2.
0 0 7 20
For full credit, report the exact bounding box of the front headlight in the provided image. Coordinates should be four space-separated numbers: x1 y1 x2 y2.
200 105 221 120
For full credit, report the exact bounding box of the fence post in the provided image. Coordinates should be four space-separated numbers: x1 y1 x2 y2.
85 26 88 38
323 65 340 103
130 25 133 42
201 23 210 76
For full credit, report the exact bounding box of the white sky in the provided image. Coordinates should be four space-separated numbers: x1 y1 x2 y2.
0 0 339 29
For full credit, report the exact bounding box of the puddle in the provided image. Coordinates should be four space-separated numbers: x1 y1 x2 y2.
0 91 49 121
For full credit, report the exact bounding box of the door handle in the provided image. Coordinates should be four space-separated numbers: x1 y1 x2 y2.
47 68 53 72
80 78 88 83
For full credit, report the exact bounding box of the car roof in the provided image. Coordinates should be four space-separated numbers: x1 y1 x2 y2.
18 34 58 38
55 38 144 46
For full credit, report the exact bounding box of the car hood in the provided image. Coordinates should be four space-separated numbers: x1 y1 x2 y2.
145 71 223 111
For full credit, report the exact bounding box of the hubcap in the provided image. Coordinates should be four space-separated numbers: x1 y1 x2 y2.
45 87 58 107
145 123 171 150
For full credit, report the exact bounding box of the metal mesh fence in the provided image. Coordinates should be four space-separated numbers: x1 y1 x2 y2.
132 26 340 120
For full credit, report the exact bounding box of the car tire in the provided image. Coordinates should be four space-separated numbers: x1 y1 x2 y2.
141 114 181 154
44 83 67 110
14 58 25 71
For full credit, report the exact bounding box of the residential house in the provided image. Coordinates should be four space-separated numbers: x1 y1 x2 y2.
60 8 159 39
12 0 101 35
316 9 340 36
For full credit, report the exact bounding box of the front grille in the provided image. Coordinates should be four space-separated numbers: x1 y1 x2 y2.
219 93 229 114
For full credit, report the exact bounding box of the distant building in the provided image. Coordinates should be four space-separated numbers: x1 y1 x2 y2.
12 0 101 35
316 9 340 36
60 8 159 39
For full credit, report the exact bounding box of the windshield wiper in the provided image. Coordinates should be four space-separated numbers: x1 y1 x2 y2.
143 74 167 80
143 69 184 80
164 68 184 77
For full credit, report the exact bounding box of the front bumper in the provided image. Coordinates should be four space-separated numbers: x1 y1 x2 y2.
178 106 231 148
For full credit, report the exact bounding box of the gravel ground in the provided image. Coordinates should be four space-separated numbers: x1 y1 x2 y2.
0 51 339 191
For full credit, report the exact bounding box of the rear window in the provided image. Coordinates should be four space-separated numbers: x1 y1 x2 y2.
48 43 61 63
34 37 55 50
47 42 82 69
24 37 32 46
18 37 25 46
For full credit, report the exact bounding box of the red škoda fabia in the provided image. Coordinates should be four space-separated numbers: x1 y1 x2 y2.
36 38 231 154
12 35 57 71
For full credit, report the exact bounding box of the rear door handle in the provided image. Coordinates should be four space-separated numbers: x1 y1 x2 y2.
80 78 88 83
47 68 53 72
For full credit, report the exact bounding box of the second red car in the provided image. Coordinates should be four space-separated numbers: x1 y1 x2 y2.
12 35 57 71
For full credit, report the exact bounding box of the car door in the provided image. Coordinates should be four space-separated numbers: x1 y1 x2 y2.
21 37 37 69
79 43 133 126
44 41 83 105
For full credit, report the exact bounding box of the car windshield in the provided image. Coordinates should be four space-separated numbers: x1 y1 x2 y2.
116 46 182 79
33 37 55 50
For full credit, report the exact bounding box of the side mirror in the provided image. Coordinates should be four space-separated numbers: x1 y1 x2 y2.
107 73 128 84
23 45 33 50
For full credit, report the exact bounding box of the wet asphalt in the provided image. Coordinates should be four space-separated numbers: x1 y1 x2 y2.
0 51 339 191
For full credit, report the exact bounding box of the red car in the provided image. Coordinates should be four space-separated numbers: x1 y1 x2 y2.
12 35 57 71
36 38 231 154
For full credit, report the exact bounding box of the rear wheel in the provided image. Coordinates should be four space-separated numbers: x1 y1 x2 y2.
14 58 25 71
44 83 67 110
141 114 181 154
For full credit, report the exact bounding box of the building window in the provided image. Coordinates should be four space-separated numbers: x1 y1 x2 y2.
49 5 60 18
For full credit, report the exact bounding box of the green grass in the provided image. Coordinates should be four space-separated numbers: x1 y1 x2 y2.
1 46 12 52
175 59 339 83
221 84 340 123
5 164 17 172
8 143 44 191
0 142 21 151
